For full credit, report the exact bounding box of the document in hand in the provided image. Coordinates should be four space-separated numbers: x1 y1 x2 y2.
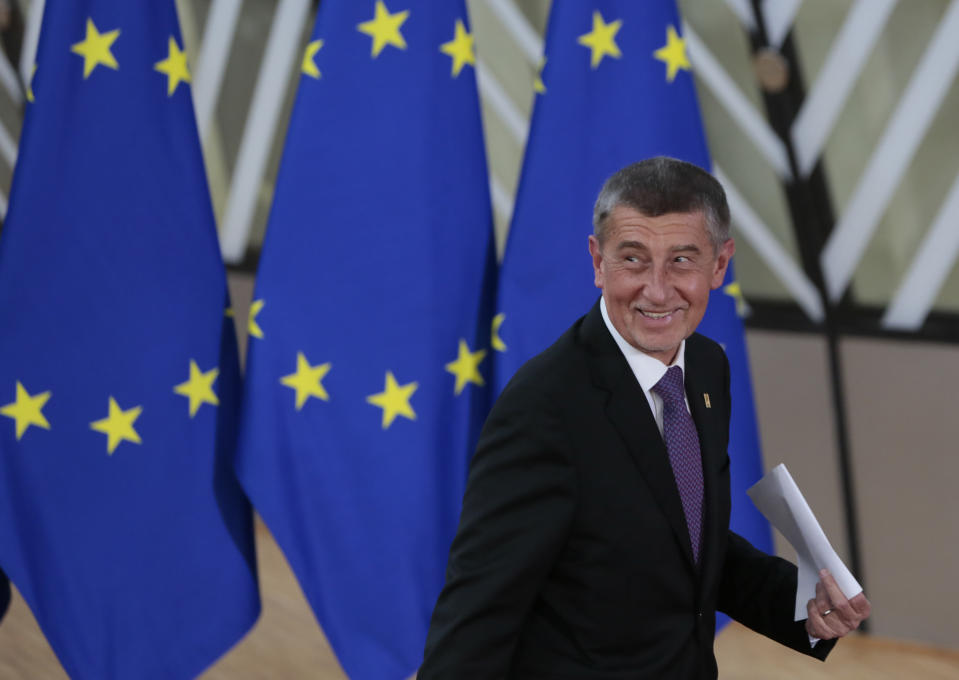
747 464 863 620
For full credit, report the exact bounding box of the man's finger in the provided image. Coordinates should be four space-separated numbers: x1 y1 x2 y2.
805 599 827 638
811 582 838 636
849 592 872 618
818 569 856 620
807 570 872 640
806 598 841 640
819 569 872 635
814 580 830 613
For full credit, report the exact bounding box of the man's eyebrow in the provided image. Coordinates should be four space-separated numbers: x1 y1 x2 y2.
614 241 702 253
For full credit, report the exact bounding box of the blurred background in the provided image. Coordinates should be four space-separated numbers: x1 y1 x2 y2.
0 0 958 676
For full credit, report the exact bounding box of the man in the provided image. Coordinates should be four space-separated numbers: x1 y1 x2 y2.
420 158 870 678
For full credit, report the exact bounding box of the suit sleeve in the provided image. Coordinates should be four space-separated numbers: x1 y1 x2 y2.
718 530 836 660
419 390 576 678
0 568 10 622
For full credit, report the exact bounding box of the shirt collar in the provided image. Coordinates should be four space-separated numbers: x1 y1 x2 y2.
600 296 686 395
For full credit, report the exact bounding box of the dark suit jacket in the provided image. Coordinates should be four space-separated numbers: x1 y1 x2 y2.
0 568 9 622
420 300 835 679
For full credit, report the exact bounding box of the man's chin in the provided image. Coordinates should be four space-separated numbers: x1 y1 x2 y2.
629 328 681 350
628 335 683 362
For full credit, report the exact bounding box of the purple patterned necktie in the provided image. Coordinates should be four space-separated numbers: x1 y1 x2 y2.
653 366 705 563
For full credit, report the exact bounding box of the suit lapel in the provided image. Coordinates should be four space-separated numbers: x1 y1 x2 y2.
580 301 696 569
684 335 728 585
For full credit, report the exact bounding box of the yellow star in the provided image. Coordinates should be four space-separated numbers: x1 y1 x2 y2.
445 339 486 395
302 39 323 79
248 299 265 340
440 19 475 77
366 371 417 429
1 382 51 440
357 1 409 58
90 397 142 455
577 11 622 69
280 352 331 410
71 18 120 79
26 64 36 103
723 281 750 318
154 36 191 96
491 313 507 352
533 57 547 94
173 360 219 417
653 25 690 83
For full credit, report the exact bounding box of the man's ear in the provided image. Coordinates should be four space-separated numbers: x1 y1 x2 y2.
710 238 735 290
588 235 604 289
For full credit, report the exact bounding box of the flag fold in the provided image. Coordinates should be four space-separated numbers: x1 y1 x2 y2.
0 2 259 677
235 1 495 677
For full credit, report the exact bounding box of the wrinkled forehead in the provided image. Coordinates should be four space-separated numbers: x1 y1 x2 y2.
603 206 710 243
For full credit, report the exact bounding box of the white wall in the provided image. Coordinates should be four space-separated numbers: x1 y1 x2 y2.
747 329 959 649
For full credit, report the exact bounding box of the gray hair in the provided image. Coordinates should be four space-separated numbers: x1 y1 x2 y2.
592 157 730 252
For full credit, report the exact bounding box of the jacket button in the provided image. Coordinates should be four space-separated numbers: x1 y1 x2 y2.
697 611 703 618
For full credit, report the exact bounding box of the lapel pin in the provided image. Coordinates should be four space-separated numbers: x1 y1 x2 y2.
703 393 711 409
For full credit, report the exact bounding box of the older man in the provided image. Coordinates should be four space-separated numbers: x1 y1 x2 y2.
420 157 869 679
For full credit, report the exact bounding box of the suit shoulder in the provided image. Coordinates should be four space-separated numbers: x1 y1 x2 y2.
687 332 728 365
497 317 588 405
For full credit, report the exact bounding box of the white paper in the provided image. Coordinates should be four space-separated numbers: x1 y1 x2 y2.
747 464 862 621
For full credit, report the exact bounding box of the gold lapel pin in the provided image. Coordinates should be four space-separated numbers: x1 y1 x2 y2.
703 393 711 409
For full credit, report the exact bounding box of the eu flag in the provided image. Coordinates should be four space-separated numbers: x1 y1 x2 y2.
234 1 495 678
0 2 259 677
493 0 772 613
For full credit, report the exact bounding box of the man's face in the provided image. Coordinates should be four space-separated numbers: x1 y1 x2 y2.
588 205 734 365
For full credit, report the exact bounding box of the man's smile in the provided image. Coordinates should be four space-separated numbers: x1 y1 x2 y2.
637 308 681 320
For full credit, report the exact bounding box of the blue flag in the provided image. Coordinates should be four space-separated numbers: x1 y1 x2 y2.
0 2 259 677
494 0 772 616
235 2 495 678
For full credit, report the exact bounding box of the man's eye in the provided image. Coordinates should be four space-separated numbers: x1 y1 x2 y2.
674 255 691 263
625 256 638 263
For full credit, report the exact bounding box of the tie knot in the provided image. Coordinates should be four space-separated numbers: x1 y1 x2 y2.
652 365 685 406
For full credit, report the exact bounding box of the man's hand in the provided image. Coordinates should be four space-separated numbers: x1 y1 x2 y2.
805 568 871 640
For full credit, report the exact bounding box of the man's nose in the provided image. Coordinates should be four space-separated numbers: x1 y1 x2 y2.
641 266 670 303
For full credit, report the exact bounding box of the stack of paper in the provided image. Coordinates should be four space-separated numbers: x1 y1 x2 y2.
747 464 863 620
